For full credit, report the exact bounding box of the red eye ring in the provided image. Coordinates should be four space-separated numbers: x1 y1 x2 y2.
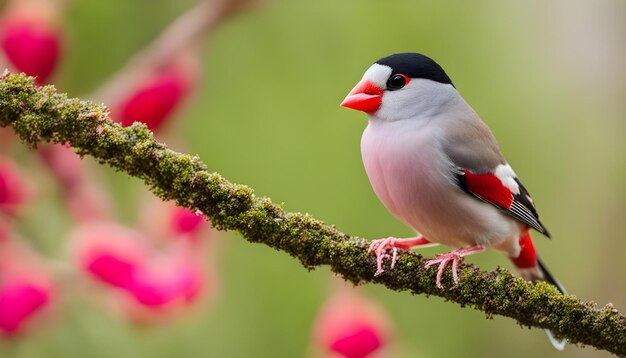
386 73 410 90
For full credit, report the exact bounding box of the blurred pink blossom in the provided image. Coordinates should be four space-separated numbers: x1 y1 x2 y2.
114 59 197 132
0 234 55 338
0 157 32 215
0 281 50 336
169 206 210 241
313 288 393 358
138 195 211 244
124 251 203 307
0 8 61 84
72 222 148 289
71 222 207 316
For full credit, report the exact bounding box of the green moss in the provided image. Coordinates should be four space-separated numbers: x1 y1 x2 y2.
1 73 625 356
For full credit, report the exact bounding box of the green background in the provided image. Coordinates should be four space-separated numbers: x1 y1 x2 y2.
2 0 625 357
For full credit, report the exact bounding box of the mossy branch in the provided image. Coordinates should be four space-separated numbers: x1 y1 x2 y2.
1 73 625 356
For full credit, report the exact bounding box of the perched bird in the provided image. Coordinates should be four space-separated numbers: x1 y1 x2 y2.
341 52 566 349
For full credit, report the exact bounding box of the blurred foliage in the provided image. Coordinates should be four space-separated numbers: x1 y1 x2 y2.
2 0 624 357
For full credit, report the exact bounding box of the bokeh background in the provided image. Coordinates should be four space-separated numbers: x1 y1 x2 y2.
0 0 624 357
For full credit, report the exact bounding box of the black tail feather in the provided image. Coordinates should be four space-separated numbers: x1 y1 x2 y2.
535 255 567 350
537 255 567 294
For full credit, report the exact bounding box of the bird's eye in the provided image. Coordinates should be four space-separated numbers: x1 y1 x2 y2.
386 74 410 90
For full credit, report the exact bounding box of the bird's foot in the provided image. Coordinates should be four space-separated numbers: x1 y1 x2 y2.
424 246 485 288
368 237 431 276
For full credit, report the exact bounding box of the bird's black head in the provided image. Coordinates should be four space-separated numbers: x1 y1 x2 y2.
341 52 458 118
375 53 454 87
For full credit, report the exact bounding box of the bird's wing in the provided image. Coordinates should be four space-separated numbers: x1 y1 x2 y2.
452 166 550 237
440 113 550 237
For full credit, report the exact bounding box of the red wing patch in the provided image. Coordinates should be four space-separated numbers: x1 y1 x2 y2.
463 170 514 209
455 168 549 237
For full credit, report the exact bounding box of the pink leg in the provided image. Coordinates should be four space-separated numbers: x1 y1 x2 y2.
424 246 485 288
368 237 437 276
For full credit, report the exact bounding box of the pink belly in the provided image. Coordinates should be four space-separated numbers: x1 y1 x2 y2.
361 124 519 249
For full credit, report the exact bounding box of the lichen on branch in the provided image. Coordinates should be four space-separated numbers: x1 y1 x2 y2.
0 73 625 356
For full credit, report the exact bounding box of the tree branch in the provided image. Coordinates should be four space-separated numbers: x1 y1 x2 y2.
0 73 624 356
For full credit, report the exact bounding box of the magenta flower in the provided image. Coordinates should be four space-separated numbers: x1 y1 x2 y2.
0 281 50 337
71 222 206 316
138 197 212 244
0 157 31 215
313 288 393 358
169 206 210 241
0 13 61 84
0 232 55 338
123 254 203 307
72 222 149 291
115 64 195 132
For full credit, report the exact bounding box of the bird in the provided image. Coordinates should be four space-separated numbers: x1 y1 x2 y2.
340 52 566 349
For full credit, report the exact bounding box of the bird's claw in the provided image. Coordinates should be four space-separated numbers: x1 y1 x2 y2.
424 253 464 289
368 237 402 276
424 246 485 289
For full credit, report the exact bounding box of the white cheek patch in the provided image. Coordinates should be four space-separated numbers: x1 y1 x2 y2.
361 63 392 88
375 79 457 122
495 164 520 195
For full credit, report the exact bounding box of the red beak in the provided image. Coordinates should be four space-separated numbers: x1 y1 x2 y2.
340 80 383 113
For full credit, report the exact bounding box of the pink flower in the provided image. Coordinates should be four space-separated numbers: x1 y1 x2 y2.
115 252 210 325
86 253 136 289
0 281 50 336
0 157 32 215
0 234 55 338
313 288 393 358
71 222 207 315
169 206 210 240
138 196 211 244
72 222 148 290
116 65 193 132
0 14 61 84
124 254 203 307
